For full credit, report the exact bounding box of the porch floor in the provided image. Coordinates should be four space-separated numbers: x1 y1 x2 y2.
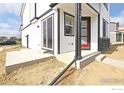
5 49 53 72
55 50 99 67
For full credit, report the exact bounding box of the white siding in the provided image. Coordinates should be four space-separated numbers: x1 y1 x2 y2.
29 3 35 20
36 3 51 17
99 3 110 38
22 21 41 50
22 4 30 27
110 23 117 32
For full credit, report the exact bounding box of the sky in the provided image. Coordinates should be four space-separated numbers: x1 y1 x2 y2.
0 3 124 38
110 3 124 26
0 3 21 38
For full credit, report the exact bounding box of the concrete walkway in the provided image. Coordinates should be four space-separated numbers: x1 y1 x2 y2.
5 49 53 72
96 54 124 69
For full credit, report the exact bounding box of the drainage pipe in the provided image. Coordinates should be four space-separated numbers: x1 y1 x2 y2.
48 3 81 85
49 59 76 85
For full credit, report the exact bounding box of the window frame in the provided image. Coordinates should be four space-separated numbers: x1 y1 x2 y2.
64 12 74 36
116 32 122 42
41 14 54 51
103 18 108 37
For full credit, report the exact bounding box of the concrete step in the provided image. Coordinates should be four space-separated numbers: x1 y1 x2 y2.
96 54 124 69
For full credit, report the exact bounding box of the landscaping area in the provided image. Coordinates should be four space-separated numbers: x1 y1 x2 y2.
0 44 124 85
105 44 124 61
0 45 66 85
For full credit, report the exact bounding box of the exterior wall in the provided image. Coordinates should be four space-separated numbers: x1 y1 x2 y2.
29 3 35 20
99 3 110 38
22 4 30 27
22 21 42 50
110 23 117 32
109 23 117 44
36 3 51 17
110 32 117 43
21 3 110 54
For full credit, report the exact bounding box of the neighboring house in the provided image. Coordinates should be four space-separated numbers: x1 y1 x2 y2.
20 3 110 56
0 36 8 43
110 22 124 44
116 27 124 44
9 37 18 41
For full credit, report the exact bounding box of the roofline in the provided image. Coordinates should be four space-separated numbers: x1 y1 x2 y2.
49 3 58 8
110 22 119 24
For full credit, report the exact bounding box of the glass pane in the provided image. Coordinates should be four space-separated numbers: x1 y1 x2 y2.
65 26 74 35
65 14 74 25
43 20 46 47
81 21 87 28
65 13 74 35
81 37 87 44
47 16 53 49
81 29 87 36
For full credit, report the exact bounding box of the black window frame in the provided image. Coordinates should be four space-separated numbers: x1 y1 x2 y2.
116 32 122 42
103 18 108 37
64 12 74 36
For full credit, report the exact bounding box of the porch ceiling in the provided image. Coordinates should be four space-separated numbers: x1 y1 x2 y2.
52 3 98 16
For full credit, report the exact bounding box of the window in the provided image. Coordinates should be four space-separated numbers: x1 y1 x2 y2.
103 3 108 11
64 12 74 36
103 19 108 37
116 33 122 42
42 15 53 50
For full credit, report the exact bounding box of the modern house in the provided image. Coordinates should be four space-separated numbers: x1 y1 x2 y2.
110 22 124 44
20 3 110 68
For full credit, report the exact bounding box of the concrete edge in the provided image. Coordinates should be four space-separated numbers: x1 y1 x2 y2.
76 52 101 69
5 56 54 73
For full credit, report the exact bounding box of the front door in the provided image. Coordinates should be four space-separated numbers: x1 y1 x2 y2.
81 17 90 49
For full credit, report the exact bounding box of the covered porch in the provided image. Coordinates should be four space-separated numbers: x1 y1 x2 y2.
52 3 99 55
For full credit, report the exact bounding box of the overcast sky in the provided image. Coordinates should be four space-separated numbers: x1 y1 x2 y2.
0 3 124 38
0 3 21 38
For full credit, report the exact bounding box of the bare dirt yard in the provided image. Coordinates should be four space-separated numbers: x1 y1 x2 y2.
1 44 124 85
0 45 65 85
105 44 124 61
56 44 124 85
57 60 124 85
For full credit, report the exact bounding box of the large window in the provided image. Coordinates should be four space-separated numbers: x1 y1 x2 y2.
103 19 108 37
116 33 122 42
64 12 74 36
42 15 53 50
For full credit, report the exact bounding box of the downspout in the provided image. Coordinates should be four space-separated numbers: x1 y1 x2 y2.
98 3 100 51
49 3 82 85
75 3 82 60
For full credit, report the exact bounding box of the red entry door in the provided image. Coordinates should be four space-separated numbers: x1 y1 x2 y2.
81 17 90 49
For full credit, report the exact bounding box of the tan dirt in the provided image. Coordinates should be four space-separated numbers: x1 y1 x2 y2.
58 61 124 85
105 45 124 61
1 45 124 85
57 45 124 85
0 45 65 85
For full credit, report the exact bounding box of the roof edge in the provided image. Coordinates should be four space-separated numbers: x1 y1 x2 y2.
49 3 58 8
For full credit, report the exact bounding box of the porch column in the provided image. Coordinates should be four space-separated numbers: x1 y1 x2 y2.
75 3 82 60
